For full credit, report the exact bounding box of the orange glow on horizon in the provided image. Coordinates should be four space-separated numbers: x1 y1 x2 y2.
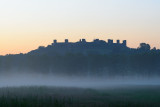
0 0 159 55
1 33 159 56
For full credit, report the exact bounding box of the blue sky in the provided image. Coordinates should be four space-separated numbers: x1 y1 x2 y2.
0 0 160 55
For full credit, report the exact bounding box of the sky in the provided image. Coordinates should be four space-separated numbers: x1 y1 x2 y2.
0 0 160 55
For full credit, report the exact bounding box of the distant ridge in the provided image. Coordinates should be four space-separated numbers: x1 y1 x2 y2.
28 38 158 56
1 39 160 76
28 39 129 55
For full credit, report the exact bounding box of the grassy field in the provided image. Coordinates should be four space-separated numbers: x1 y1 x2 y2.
0 85 160 107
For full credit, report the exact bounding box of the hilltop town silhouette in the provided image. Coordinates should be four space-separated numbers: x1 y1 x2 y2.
0 38 159 76
28 38 156 55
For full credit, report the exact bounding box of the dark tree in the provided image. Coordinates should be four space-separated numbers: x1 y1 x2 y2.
138 43 151 51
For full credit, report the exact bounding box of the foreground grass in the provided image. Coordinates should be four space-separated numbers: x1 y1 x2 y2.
0 85 160 107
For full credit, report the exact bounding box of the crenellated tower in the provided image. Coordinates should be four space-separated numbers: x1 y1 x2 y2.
122 40 127 46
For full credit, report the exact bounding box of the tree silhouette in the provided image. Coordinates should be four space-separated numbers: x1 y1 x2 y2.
138 43 151 51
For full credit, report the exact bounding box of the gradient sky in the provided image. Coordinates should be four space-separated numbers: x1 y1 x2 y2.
0 0 160 55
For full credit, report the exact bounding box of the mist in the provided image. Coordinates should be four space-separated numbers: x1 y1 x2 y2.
0 71 160 89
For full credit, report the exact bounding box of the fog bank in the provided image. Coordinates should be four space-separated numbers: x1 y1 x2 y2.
0 72 160 88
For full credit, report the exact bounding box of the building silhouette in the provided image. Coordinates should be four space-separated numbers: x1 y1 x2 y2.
52 39 127 47
29 39 129 55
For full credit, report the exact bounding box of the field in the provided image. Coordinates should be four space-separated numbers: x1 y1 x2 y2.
0 85 160 107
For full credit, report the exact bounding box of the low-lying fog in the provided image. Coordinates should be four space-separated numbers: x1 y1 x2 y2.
0 72 160 88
